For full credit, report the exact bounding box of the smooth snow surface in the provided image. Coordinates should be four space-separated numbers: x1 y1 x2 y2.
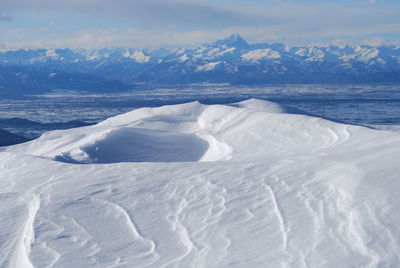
1 99 400 267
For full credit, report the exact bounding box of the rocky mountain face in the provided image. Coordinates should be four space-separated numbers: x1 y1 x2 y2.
1 34 400 95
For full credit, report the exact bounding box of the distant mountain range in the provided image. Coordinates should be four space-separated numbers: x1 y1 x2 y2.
1 34 400 96
0 128 28 146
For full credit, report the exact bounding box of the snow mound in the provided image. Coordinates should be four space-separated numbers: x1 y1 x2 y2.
2 99 400 267
4 99 358 163
10 101 233 164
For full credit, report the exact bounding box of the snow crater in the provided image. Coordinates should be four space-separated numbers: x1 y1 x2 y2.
54 128 210 164
16 101 238 164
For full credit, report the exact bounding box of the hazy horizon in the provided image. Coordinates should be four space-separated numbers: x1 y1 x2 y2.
1 0 399 50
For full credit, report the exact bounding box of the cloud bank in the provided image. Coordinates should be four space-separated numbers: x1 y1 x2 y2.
0 0 399 49
0 13 12 21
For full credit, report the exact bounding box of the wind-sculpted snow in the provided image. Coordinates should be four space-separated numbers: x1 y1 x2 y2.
1 99 400 267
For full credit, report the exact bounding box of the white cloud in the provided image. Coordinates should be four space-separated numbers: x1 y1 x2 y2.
1 22 399 51
0 0 272 29
358 0 384 6
0 0 399 49
0 13 12 21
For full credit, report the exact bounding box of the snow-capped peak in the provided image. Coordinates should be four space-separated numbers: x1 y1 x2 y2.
242 49 281 62
178 54 190 62
195 61 221 72
123 50 151 63
212 34 249 48
45 49 61 59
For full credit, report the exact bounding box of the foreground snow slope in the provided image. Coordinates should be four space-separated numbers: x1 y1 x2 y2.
1 99 400 268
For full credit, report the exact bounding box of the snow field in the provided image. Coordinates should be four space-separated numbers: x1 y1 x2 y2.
1 99 400 267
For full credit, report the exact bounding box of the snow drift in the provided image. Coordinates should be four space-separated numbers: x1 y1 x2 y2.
1 99 400 267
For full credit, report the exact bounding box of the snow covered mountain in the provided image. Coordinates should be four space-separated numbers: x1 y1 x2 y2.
1 34 400 95
1 99 400 267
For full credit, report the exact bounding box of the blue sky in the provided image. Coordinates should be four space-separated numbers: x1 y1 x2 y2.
0 0 399 50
